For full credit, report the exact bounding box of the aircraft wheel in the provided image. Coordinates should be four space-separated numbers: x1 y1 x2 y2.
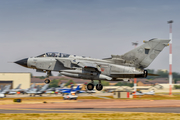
144 70 148 78
44 79 51 84
87 83 94 90
96 84 103 91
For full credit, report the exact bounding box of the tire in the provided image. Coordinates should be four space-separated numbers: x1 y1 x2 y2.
87 83 94 90
44 79 51 84
144 70 148 78
96 84 103 91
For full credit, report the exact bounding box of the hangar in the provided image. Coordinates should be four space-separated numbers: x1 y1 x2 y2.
0 73 31 89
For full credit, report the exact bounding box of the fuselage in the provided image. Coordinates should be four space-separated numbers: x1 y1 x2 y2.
15 52 144 81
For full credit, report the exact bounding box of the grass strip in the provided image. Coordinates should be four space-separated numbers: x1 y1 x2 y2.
0 113 180 120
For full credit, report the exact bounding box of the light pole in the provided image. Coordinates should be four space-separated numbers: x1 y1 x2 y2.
132 42 138 98
167 20 173 95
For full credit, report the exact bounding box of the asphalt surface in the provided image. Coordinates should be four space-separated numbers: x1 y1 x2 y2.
1 98 180 113
0 107 180 113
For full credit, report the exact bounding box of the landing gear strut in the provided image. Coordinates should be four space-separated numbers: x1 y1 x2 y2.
96 80 103 91
44 71 51 84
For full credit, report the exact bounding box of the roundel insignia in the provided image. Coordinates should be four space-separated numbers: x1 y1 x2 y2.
101 68 104 72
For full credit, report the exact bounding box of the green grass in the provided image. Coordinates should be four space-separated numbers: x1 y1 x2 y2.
0 113 180 120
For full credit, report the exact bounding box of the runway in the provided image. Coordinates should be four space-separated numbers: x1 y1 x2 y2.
1 99 180 113
1 107 180 113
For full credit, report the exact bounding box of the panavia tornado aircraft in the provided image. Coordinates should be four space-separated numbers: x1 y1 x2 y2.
14 38 169 91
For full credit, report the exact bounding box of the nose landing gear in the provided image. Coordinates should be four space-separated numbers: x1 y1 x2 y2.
44 71 51 84
44 79 51 84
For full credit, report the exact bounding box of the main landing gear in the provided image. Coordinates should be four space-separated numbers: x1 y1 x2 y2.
44 71 51 84
87 80 103 91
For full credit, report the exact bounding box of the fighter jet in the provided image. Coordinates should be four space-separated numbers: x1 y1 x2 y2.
8 84 22 94
45 83 65 94
22 83 36 94
14 38 169 91
61 85 85 94
0 85 11 97
27 84 49 96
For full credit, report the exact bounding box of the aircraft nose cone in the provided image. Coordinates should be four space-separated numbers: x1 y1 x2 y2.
14 58 28 67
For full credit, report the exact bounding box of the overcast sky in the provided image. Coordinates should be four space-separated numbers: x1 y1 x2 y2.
0 0 180 76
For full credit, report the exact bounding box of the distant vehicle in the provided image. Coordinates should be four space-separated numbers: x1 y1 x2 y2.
14 39 169 91
27 84 49 96
63 92 78 100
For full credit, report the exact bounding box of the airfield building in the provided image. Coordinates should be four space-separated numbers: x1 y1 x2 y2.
0 73 31 89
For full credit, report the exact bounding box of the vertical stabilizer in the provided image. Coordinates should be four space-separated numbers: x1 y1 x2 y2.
15 84 21 89
39 84 49 93
121 38 170 68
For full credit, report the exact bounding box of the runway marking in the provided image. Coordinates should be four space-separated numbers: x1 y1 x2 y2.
0 108 116 113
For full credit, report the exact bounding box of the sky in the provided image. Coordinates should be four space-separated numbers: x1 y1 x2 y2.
0 0 180 76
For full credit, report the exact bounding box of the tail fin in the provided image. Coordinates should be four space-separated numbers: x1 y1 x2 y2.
39 84 49 92
59 83 65 88
0 85 4 91
30 83 35 88
15 84 21 89
75 85 80 91
121 38 170 68
70 84 74 90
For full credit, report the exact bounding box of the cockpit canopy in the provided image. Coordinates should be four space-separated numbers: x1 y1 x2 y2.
36 52 70 58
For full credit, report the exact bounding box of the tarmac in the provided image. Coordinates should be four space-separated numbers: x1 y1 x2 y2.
0 99 180 113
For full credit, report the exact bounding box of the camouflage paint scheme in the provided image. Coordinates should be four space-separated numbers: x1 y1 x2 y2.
15 38 170 91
